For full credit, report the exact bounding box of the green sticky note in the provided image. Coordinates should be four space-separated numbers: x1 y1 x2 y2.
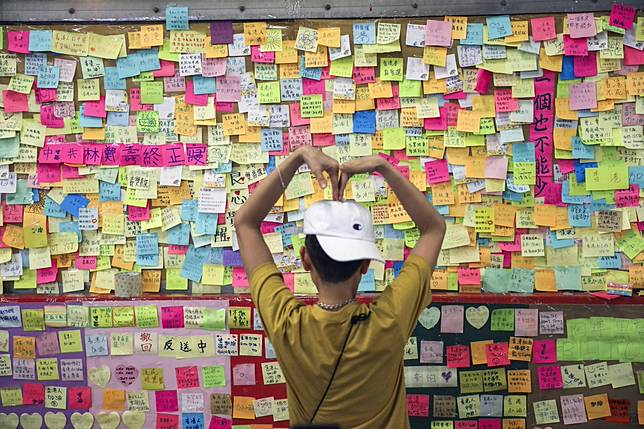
257 81 281 104
379 57 403 81
459 370 484 394
383 127 405 150
136 110 160 133
329 56 353 78
22 309 45 332
200 308 226 331
140 81 164 104
90 307 113 328
637 371 644 394
300 94 324 118
132 71 154 82
135 305 160 328
112 307 135 328
399 79 421 98
141 367 165 390
13 269 37 289
202 365 226 388
482 368 507 392
585 162 629 191
447 272 458 291
491 308 515 332
166 268 188 290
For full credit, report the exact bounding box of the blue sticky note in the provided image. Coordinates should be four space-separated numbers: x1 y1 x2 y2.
116 55 141 79
352 22 376 45
181 413 204 429
5 179 33 205
85 333 109 357
181 200 198 222
393 261 404 278
24 53 48 76
549 232 575 249
260 128 283 152
572 137 595 159
358 269 376 292
59 221 82 242
136 48 161 72
512 142 535 163
575 161 597 183
193 75 216 94
266 155 276 175
629 166 644 187
208 248 224 265
560 56 575 81
28 30 52 52
568 204 591 227
486 15 513 39
598 255 621 269
300 56 322 81
555 266 582 291
31 189 40 203
79 105 103 128
180 246 209 283
137 252 159 267
107 111 129 127
136 233 159 256
461 23 484 46
510 268 535 293
353 111 376 134
99 181 121 202
36 65 60 89
104 67 127 90
195 213 217 235
166 6 189 30
213 162 232 174
482 268 511 293
167 223 190 246
44 197 67 218
60 194 89 217
383 225 404 239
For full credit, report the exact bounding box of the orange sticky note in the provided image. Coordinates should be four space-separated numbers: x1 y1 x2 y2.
243 22 268 45
13 336 36 359
535 269 556 292
507 369 532 393
584 393 611 420
471 340 493 366
508 337 533 361
638 400 644 425
103 389 126 411
2 224 25 249
233 396 256 420
317 27 341 47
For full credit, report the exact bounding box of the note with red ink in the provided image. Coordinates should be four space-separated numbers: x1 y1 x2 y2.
568 81 597 111
485 342 510 367
538 365 564 390
155 390 179 412
161 306 185 329
175 366 200 389
440 305 464 334
407 394 430 417
530 16 556 41
609 4 636 29
567 13 596 38
446 345 471 368
533 339 557 364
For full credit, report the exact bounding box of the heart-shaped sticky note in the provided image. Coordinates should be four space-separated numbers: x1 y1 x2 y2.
96 412 120 429
418 306 440 330
122 411 146 429
19 413 42 429
88 365 111 388
70 413 94 429
115 364 139 386
465 305 490 329
44 412 66 429
0 413 19 429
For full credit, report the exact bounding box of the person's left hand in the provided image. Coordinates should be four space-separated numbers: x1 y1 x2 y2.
299 146 340 200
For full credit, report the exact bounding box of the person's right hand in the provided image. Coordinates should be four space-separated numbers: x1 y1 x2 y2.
338 156 386 199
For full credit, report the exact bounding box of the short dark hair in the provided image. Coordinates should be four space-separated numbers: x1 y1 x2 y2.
304 235 364 283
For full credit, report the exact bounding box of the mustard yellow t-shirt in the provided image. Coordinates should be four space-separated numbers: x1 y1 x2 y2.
249 254 433 429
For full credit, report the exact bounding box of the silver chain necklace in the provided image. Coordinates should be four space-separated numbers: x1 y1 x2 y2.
316 298 355 311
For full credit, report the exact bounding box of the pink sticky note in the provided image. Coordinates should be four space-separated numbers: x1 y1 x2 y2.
302 78 326 96
83 96 107 118
129 88 153 112
35 88 57 104
514 308 538 337
531 16 557 41
168 245 188 255
232 363 256 386
37 266 58 284
68 387 92 410
201 57 227 77
40 105 65 128
484 156 508 180
161 306 185 329
425 159 451 185
573 52 597 78
485 342 510 367
3 90 29 113
175 366 200 389
425 20 452 47
420 340 443 364
215 76 241 102
155 390 179 412
209 416 233 429
61 165 82 179
538 365 563 390
494 89 519 112
75 256 97 270
185 79 209 106
423 109 447 131
561 394 588 425
251 45 274 63
563 35 588 56
352 67 376 85
232 267 249 288
22 384 45 406
288 125 312 150
455 422 478 429
615 185 640 207
407 394 430 417
457 268 481 285
475 69 493 94
8 31 30 53
157 414 180 429
478 418 502 429
153 60 176 77
567 13 597 38
59 144 85 164
569 81 597 110
289 104 311 126
312 133 335 148
446 345 471 368
609 3 636 29
36 332 61 356
440 305 464 334
624 45 644 66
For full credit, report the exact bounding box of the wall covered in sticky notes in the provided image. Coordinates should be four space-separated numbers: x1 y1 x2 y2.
0 297 642 428
0 6 642 297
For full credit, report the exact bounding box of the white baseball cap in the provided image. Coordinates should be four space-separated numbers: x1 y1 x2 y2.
303 201 384 263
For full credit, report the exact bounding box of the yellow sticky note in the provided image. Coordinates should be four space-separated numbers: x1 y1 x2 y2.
228 308 252 329
142 367 165 390
318 27 341 47
383 128 406 150
58 330 83 354
36 357 60 381
21 309 45 332
112 307 135 328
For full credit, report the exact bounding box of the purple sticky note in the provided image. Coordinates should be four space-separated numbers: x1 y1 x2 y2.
514 308 538 337
440 305 464 334
223 249 243 267
210 21 234 44
36 332 61 356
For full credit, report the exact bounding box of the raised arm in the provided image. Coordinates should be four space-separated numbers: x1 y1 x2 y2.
339 156 446 267
234 146 340 275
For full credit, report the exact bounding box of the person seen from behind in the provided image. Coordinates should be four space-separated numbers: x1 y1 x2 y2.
234 146 446 429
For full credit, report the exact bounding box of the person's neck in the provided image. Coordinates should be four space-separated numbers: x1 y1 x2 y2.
317 281 357 306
